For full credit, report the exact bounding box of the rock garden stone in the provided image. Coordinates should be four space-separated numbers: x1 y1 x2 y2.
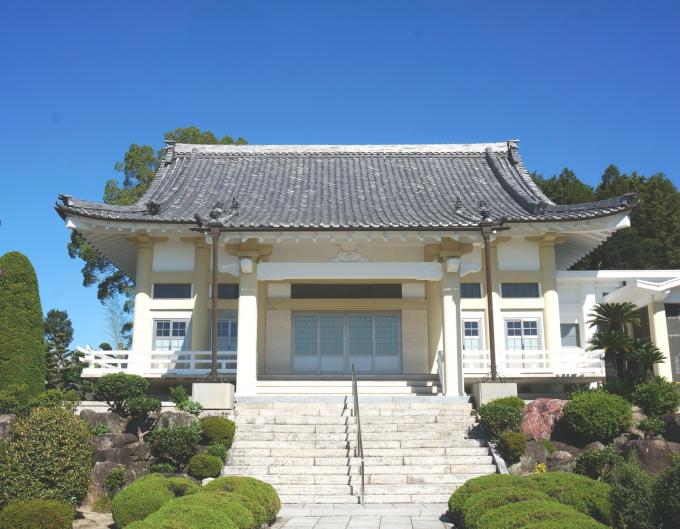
621 439 680 475
124 461 149 483
509 455 539 476
87 461 120 503
546 450 576 472
0 414 15 440
156 410 197 429
79 409 126 433
662 412 680 442
525 440 550 465
521 398 567 440
582 441 605 452
550 441 581 456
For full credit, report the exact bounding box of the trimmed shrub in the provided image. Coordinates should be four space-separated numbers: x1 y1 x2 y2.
0 383 33 415
207 442 229 462
610 458 656 529
560 389 631 445
203 476 281 525
0 499 74 529
497 432 527 464
574 445 623 481
478 397 525 439
177 400 203 416
93 373 149 417
0 407 92 507
654 455 680 529
632 377 680 417
148 425 202 470
169 385 189 404
111 474 199 528
106 465 126 492
0 252 45 396
200 416 236 448
447 474 536 525
150 463 177 474
461 487 551 529
639 416 666 438
187 454 223 480
530 471 612 525
144 492 255 529
476 500 608 529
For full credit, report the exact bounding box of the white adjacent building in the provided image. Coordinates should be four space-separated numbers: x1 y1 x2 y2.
57 141 680 397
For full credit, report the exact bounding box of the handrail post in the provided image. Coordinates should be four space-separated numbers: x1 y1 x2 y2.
351 364 365 505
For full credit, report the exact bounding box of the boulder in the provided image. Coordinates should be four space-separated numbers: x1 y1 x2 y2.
156 411 197 429
0 414 15 440
125 461 149 483
662 413 680 443
92 433 138 451
525 440 550 465
92 433 144 464
631 406 647 426
521 399 567 440
87 461 120 504
80 409 126 434
550 441 581 457
582 441 605 453
546 450 575 472
612 433 635 449
509 455 540 476
119 442 151 465
621 439 680 475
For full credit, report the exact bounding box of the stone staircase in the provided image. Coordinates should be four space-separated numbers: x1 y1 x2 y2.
222 396 497 504
255 376 441 396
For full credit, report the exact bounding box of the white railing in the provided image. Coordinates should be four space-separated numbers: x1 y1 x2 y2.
79 346 237 377
462 348 605 377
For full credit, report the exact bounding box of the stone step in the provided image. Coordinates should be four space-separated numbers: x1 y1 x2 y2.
228 446 488 458
234 425 475 438
254 386 440 395
231 438 485 450
228 455 493 467
273 484 353 495
363 493 452 504
235 416 476 427
235 406 473 417
278 494 359 504
364 484 459 495
222 464 497 476
239 472 489 486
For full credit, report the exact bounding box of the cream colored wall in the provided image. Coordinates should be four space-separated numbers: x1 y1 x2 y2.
264 310 292 374
269 243 424 263
401 310 429 373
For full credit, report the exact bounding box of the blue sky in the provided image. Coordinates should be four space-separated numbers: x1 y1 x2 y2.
0 0 679 348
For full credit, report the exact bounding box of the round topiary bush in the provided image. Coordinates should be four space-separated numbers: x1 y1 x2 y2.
111 474 199 528
461 487 552 529
199 416 236 448
559 389 631 445
0 251 45 396
148 425 202 470
0 499 74 529
187 454 223 480
447 474 537 526
478 396 525 439
654 455 680 528
0 407 92 508
632 376 680 417
574 445 623 480
530 471 612 525
496 432 527 464
203 476 281 525
475 500 608 529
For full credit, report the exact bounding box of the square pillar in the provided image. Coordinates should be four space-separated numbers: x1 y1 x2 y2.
130 239 154 373
442 265 464 396
539 240 562 358
649 302 674 380
236 260 258 396
191 241 211 350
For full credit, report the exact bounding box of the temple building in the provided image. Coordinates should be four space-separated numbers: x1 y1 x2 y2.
56 140 680 397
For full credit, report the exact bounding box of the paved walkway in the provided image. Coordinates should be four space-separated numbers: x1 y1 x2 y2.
274 504 452 529
73 511 114 529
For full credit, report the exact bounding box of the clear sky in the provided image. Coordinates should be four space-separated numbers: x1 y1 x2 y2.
0 0 679 348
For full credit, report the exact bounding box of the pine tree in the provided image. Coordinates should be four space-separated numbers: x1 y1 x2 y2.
44 309 83 388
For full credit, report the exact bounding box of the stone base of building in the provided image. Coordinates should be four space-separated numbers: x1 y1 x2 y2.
192 382 235 409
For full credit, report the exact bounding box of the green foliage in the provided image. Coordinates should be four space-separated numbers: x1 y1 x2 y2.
632 376 680 417
127 395 163 418
574 446 624 481
150 463 176 474
187 454 223 480
0 386 79 415
476 500 608 529
447 474 536 526
497 432 527 464
91 494 113 513
126 494 239 529
169 386 189 405
610 457 656 529
203 476 281 525
626 341 666 386
92 423 110 435
0 252 45 396
460 487 551 529
530 471 613 525
654 455 680 529
106 465 126 492
0 499 74 529
207 442 229 462
111 474 199 528
532 168 595 205
44 309 84 388
560 389 632 445
477 397 525 439
537 439 556 454
200 416 236 448
148 425 202 469
0 407 92 507
178 400 204 416
93 372 149 416
639 416 666 438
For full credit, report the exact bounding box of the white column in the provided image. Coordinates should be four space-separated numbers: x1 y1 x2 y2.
649 302 674 380
442 265 464 396
236 260 258 396
539 241 562 363
580 283 597 346
191 241 210 350
131 241 153 373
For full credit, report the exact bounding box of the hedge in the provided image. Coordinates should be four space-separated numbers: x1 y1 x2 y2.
610 458 656 529
497 432 527 464
138 493 255 529
559 390 631 445
460 487 551 529
632 377 680 417
111 474 199 528
203 476 281 525
200 417 236 448
478 397 525 439
0 407 92 507
0 499 74 529
530 471 612 525
574 445 623 480
0 251 45 395
187 454 223 480
475 500 608 529
654 455 680 528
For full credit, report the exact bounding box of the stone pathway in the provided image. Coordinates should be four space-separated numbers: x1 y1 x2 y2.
73 510 114 529
273 503 452 529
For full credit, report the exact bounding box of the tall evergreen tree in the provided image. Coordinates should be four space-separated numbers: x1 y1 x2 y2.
531 168 595 204
44 309 83 388
0 252 45 394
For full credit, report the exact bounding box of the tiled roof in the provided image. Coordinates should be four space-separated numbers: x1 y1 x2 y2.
56 141 635 229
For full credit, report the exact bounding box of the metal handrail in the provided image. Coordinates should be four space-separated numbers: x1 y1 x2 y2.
436 350 446 395
351 364 365 505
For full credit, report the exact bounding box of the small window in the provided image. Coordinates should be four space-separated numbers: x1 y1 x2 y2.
217 283 239 299
153 319 190 351
560 323 581 347
501 283 540 298
291 284 402 299
462 319 483 351
505 318 541 350
461 283 482 298
153 283 192 299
